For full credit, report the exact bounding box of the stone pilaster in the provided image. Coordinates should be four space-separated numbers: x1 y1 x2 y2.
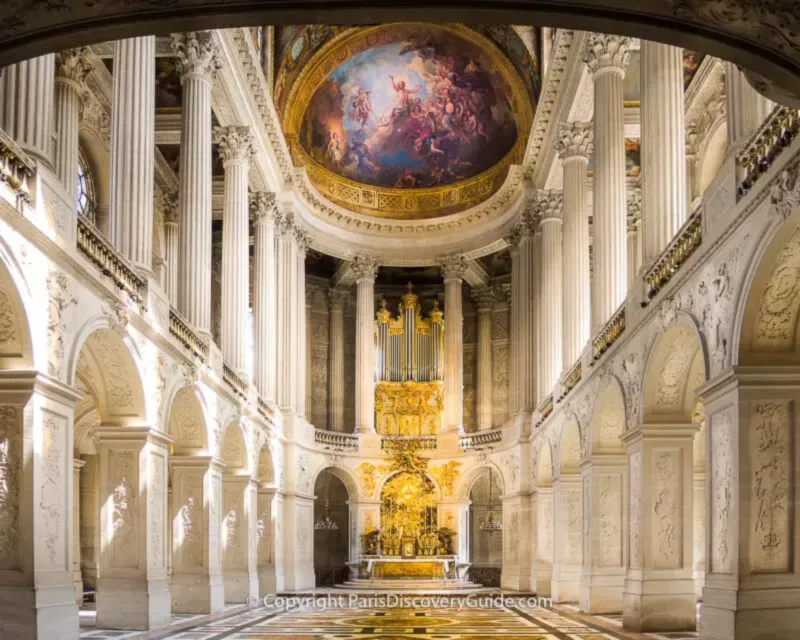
538 192 563 395
532 228 543 404
215 125 255 375
72 458 86 605
256 487 281 594
534 485 554 596
501 493 535 591
626 189 642 286
55 48 92 201
163 192 179 303
724 62 775 151
552 473 582 602
555 122 592 367
0 55 55 163
295 228 311 419
517 212 537 414
170 456 224 614
506 230 520 415
472 287 494 430
584 34 631 330
641 42 688 265
252 192 278 402
95 426 172 630
439 255 468 434
221 475 258 603
328 288 347 432
173 31 222 337
352 255 378 434
275 210 295 411
109 37 155 275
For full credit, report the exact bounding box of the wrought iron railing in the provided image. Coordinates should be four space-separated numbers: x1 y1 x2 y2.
168 307 208 362
459 429 502 450
76 215 146 305
380 435 438 451
0 129 34 203
559 360 582 400
737 106 800 200
643 209 703 302
592 305 626 363
223 363 248 398
314 429 359 452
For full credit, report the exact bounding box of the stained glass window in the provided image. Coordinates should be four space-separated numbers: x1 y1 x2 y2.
76 148 96 224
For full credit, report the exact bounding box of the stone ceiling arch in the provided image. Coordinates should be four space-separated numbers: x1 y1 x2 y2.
0 2 797 107
313 466 357 502
457 461 505 500
167 385 209 454
0 246 33 370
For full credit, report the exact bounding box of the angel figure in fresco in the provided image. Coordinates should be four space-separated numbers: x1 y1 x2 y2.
325 131 342 165
351 88 373 128
389 74 421 115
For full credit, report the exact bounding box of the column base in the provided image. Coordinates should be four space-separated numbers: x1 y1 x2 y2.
96 576 171 630
579 568 625 613
0 584 78 640
171 572 225 614
695 569 705 600
501 566 534 592
223 570 257 604
536 565 552 597
354 425 376 435
700 585 800 640
552 564 581 602
623 574 696 632
258 566 277 596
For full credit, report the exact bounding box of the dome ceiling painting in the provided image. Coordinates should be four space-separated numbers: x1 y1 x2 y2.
279 23 537 219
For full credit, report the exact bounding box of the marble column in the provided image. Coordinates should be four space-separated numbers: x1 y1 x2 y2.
54 48 92 201
641 42 688 265
584 34 631 329
221 475 258 603
507 230 520 415
622 425 697 632
305 287 313 420
162 193 179 303
275 210 295 411
440 255 469 434
555 122 592 367
73 458 86 605
724 62 775 150
472 287 494 430
95 426 171 630
532 228 543 404
328 288 347 432
517 211 537 414
295 228 311 418
108 37 155 275
626 189 642 286
538 192 563 395
0 54 55 163
170 456 224 614
256 487 280 594
215 125 254 376
173 31 221 337
352 255 378 434
252 192 278 402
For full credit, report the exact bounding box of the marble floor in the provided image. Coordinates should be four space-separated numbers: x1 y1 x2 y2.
79 600 700 640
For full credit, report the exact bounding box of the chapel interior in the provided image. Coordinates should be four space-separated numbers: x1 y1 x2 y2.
0 5 799 640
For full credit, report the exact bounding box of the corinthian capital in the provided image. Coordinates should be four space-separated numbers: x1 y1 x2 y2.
555 121 594 161
163 191 179 224
627 187 642 229
351 255 379 282
294 226 312 254
536 190 564 221
250 191 277 224
55 47 93 90
438 255 469 281
172 31 222 79
584 34 632 75
471 286 496 311
214 126 255 165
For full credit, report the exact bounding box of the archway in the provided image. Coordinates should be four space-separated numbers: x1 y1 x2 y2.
255 444 281 594
552 417 582 603
533 440 554 596
468 468 503 587
313 468 350 586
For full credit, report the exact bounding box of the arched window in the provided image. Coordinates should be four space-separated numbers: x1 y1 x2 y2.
76 148 97 224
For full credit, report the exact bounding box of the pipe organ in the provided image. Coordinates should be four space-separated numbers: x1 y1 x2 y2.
374 285 445 435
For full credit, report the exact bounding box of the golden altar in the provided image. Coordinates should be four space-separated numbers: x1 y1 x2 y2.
362 556 457 579
375 381 443 436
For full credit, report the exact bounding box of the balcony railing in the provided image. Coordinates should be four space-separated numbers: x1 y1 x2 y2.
168 307 208 362
592 305 626 363
539 394 554 420
643 208 703 302
559 360 582 401
76 215 146 305
459 429 502 450
0 129 33 203
314 429 359 452
223 363 248 398
737 106 800 200
380 435 438 451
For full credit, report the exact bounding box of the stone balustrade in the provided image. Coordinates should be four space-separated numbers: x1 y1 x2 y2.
459 429 502 450
591 304 626 362
314 429 359 452
559 360 582 401
168 306 209 362
380 435 438 451
222 362 248 398
0 129 34 204
643 207 703 302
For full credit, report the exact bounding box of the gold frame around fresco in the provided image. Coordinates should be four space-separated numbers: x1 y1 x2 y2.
282 23 534 220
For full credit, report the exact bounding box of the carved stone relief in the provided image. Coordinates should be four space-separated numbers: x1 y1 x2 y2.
653 450 681 569
711 407 734 573
537 493 553 563
565 487 582 562
754 228 800 352
598 474 622 568
629 451 642 569
40 410 66 566
150 452 166 569
110 451 137 569
0 407 21 570
47 271 77 379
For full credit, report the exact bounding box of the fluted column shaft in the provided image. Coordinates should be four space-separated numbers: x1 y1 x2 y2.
353 256 378 434
556 122 592 367
276 214 295 410
474 289 494 430
55 48 92 201
295 230 309 418
518 224 536 412
0 55 55 163
532 229 543 404
641 42 687 265
216 126 254 375
539 199 563 395
585 35 631 330
163 194 179 303
252 193 277 401
440 256 468 434
174 32 220 337
724 62 775 150
627 189 642 287
108 37 155 274
328 290 346 432
508 242 520 415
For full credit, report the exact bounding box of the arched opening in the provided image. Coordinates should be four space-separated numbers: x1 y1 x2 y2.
468 468 503 587
534 441 554 596
255 444 280 594
552 418 583 603
696 119 728 201
313 468 349 586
